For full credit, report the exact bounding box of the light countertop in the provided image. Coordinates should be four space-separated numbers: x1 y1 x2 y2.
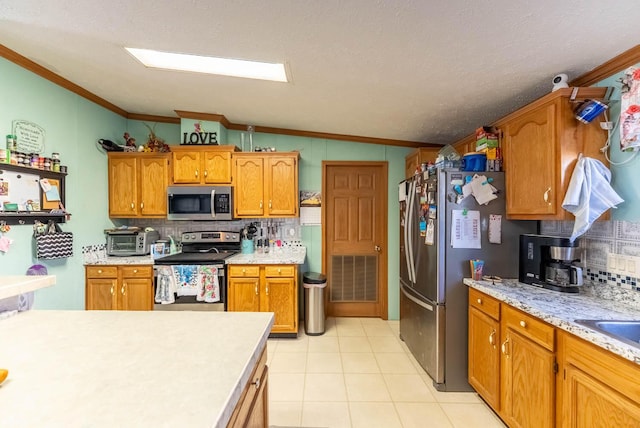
84 255 155 265
0 275 56 300
0 310 274 427
465 278 640 364
226 247 306 265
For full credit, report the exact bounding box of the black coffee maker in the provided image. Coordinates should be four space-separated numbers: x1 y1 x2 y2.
519 234 583 293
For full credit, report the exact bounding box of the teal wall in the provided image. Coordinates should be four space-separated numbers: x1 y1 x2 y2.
0 56 411 319
594 62 640 221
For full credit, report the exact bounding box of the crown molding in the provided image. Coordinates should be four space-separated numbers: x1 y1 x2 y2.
127 113 180 124
570 44 640 87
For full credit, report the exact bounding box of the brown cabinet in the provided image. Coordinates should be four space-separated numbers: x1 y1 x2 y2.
108 153 169 218
468 288 501 411
228 264 298 335
227 345 268 428
502 87 609 220
233 152 299 218
500 305 556 428
558 331 640 428
85 265 154 310
171 145 238 185
404 147 440 178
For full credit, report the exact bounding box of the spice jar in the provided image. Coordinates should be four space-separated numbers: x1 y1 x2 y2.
52 159 60 172
51 152 60 161
44 158 51 170
6 135 17 151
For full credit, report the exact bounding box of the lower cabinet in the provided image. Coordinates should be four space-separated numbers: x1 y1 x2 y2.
558 331 640 428
227 345 268 428
85 265 154 310
228 264 298 335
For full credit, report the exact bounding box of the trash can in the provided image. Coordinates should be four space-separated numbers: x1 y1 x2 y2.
303 272 327 336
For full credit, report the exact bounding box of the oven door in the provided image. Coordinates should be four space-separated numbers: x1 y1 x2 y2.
153 264 226 311
167 186 233 221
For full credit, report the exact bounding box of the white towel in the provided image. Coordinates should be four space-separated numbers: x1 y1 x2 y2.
172 265 200 296
154 266 176 304
196 266 220 303
562 156 624 242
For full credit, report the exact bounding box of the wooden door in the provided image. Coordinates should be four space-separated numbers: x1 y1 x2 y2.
119 277 152 310
172 151 201 184
203 150 232 184
504 102 557 216
86 278 117 310
263 277 297 333
108 156 138 217
228 278 261 312
266 156 298 217
323 162 388 318
468 306 500 411
139 156 168 217
501 328 555 428
234 156 265 217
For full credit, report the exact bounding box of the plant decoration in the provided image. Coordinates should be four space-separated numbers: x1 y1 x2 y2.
141 123 171 152
123 132 136 147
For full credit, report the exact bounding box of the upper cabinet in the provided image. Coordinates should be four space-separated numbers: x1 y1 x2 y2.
108 152 169 218
404 147 440 178
171 145 238 185
233 152 299 218
500 87 610 220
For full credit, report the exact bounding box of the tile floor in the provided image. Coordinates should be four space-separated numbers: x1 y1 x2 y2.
267 317 507 428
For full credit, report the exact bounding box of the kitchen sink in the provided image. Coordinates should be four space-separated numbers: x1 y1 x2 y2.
574 320 640 348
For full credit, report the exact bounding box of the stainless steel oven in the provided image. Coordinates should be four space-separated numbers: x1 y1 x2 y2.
167 186 233 221
153 231 240 311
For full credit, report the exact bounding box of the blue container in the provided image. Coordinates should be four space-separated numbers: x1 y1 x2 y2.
461 152 487 172
241 239 255 254
575 100 608 124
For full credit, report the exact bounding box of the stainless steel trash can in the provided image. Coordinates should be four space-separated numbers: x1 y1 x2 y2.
303 272 327 336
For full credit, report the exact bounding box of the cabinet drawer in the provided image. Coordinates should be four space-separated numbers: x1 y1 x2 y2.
229 265 260 277
121 265 153 278
264 265 295 277
504 305 555 351
469 288 500 321
85 266 118 279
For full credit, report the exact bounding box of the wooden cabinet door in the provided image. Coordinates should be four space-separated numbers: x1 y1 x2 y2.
245 362 268 427
234 156 265 217
228 277 261 312
501 328 555 428
263 277 297 333
172 151 202 184
504 102 557 216
119 277 153 310
108 156 138 216
405 151 419 178
266 156 298 217
86 278 117 310
468 306 500 411
203 150 232 184
139 156 169 216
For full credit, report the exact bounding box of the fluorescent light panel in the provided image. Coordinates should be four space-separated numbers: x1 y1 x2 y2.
125 47 288 82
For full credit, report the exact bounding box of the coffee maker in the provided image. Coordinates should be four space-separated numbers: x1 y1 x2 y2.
519 234 584 293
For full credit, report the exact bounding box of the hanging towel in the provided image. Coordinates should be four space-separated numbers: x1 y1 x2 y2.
196 266 220 303
172 265 200 296
562 156 624 242
155 266 176 304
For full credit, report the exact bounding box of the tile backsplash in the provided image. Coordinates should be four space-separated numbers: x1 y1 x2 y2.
540 220 640 292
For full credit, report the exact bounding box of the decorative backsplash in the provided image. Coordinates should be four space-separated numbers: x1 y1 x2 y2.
540 220 640 291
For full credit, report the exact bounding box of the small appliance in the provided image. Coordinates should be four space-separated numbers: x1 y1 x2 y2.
167 186 233 221
105 228 160 256
519 234 583 293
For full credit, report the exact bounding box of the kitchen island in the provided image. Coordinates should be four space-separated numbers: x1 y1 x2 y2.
0 310 273 427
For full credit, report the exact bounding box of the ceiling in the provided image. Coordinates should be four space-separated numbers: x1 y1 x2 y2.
0 1 638 146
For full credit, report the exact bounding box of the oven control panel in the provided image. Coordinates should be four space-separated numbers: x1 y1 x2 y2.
181 231 240 244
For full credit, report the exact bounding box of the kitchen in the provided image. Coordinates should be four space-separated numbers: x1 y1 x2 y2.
2 2 640 427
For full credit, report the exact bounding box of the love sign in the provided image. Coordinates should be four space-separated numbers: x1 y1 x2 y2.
181 132 218 145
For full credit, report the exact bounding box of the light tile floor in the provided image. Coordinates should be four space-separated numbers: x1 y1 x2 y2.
268 317 507 428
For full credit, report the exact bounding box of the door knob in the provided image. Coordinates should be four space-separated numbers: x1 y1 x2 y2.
374 245 381 252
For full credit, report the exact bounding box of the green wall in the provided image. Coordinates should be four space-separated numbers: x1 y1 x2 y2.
0 56 411 319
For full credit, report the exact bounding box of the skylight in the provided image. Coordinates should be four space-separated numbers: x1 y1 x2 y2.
125 47 288 82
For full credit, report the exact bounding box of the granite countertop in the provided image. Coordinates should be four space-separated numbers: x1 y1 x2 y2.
0 275 56 299
464 278 640 364
226 247 306 265
0 310 274 427
84 255 155 265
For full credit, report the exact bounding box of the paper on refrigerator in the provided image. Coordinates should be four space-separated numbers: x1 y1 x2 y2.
451 209 481 249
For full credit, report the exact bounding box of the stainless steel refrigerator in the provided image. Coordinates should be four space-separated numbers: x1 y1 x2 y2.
399 169 536 391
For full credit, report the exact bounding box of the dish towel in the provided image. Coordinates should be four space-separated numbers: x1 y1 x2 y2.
562 156 624 242
196 266 220 303
155 266 176 304
172 265 200 297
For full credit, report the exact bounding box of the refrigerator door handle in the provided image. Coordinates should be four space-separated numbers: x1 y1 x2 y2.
406 180 417 284
401 284 434 311
403 181 414 283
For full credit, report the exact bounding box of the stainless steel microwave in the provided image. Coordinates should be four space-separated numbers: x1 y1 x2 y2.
167 186 234 221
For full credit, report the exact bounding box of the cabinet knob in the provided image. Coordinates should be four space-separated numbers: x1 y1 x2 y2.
195 169 199 178
260 200 263 209
519 320 527 328
130 202 135 210
543 187 552 204
489 329 496 346
269 200 272 209
242 268 246 274
133 269 138 273
121 284 126 295
477 298 482 304
501 338 510 357
278 268 281 274
110 285 114 295
265 285 269 296
140 202 144 210
204 170 208 177
251 377 261 389
254 285 258 295
98 269 103 274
